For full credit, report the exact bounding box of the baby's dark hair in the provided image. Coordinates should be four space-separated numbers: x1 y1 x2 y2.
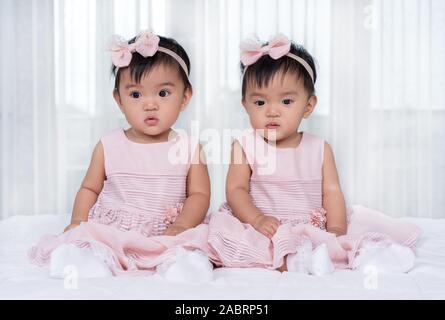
112 35 192 92
241 42 317 100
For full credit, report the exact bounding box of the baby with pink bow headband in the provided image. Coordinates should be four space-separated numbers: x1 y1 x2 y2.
207 33 419 274
109 31 189 76
240 33 315 84
30 31 216 278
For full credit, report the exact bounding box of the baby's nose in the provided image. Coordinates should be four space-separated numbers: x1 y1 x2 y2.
143 101 158 111
266 106 280 117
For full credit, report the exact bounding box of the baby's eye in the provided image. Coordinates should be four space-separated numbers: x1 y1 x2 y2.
130 91 141 99
159 90 170 97
282 99 293 105
254 100 265 107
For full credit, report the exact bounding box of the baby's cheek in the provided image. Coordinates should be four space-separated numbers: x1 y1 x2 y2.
163 108 181 126
250 115 264 130
287 114 301 129
125 113 139 126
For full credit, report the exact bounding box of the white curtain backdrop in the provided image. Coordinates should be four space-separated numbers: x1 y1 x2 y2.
1 0 444 220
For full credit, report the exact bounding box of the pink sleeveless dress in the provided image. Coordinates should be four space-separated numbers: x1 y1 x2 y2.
29 128 214 275
207 129 421 269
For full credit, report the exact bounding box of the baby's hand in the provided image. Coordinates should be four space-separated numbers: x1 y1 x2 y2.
252 215 280 239
63 223 80 233
163 223 187 236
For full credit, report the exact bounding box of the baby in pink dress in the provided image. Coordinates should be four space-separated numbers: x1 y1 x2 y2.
207 34 420 275
29 31 215 279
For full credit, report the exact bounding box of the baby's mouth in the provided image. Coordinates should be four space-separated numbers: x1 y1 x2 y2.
144 116 159 126
265 122 280 129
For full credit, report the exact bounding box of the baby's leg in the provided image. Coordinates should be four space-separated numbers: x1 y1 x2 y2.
277 256 288 272
283 239 312 274
49 243 112 279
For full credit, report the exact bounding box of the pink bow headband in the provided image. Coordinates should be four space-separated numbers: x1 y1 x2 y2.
109 31 189 76
240 34 314 84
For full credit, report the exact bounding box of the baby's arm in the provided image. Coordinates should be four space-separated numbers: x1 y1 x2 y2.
64 142 106 233
226 141 279 239
163 144 210 236
322 142 347 236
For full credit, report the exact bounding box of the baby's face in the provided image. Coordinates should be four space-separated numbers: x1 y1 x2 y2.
114 64 191 140
242 71 316 145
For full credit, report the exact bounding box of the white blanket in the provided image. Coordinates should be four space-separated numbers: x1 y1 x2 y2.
1 214 444 299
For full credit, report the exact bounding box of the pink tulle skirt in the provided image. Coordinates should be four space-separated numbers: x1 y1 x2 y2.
29 221 215 276
207 205 420 269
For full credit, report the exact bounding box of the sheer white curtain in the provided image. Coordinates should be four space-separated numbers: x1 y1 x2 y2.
1 0 444 219
0 0 57 218
327 0 445 218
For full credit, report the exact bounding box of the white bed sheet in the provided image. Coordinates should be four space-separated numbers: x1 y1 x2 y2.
1 214 444 300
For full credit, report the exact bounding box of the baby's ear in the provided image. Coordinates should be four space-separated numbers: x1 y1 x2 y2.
303 95 317 118
241 99 247 110
180 86 193 111
113 89 124 111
